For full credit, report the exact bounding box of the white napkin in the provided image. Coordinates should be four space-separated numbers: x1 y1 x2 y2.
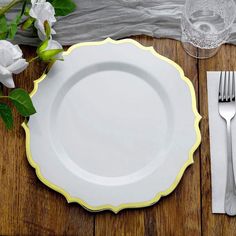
207 71 236 213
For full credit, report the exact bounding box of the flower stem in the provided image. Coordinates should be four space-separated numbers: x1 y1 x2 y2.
28 56 39 63
0 0 23 16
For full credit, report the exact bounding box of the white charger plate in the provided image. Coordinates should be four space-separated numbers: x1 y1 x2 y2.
23 38 201 213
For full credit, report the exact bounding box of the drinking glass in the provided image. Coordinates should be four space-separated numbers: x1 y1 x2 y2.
181 0 236 59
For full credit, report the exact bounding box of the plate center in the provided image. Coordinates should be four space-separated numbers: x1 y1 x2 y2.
52 66 172 178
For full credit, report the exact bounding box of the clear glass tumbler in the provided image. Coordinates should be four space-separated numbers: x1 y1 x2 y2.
181 0 236 59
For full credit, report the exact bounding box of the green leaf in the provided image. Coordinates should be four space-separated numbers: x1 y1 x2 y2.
36 39 49 55
21 17 34 30
38 49 63 61
8 23 17 39
0 15 7 31
8 13 22 39
0 103 13 130
0 14 8 39
51 0 76 16
9 89 36 117
8 0 28 39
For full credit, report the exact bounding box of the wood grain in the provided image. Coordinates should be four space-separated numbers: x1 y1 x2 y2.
0 36 233 235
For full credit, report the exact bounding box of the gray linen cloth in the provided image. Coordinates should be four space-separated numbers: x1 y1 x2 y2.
10 0 236 45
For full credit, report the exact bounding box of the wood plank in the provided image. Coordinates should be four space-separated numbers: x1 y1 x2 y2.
95 37 202 236
199 44 236 236
0 46 94 235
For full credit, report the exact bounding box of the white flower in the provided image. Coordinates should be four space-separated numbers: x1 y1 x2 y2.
29 0 56 41
0 40 28 88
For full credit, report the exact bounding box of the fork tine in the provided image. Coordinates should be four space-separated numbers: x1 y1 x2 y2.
233 71 235 101
228 71 231 101
219 71 223 101
223 71 227 101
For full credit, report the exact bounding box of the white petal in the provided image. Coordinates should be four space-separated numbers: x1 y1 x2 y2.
0 48 13 67
0 40 22 58
0 41 23 66
51 28 56 35
7 59 28 74
0 64 15 88
34 5 45 19
12 45 23 60
0 64 11 78
34 20 45 33
37 29 47 41
0 40 12 48
33 20 47 41
1 76 15 88
0 73 15 88
44 2 56 21
47 40 63 50
0 41 15 66
29 8 37 18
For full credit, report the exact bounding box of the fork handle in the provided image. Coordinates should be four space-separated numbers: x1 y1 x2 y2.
225 120 236 216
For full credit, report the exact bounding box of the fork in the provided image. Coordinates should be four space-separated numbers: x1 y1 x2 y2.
218 71 236 216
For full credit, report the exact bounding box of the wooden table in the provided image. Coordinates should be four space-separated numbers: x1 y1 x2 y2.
1 36 236 235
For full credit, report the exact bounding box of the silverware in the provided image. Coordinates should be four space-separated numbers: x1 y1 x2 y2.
218 71 236 216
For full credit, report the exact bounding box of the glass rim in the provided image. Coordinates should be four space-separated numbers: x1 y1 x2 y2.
183 0 236 36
